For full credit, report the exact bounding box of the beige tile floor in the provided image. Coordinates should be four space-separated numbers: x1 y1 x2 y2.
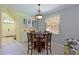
0 37 64 55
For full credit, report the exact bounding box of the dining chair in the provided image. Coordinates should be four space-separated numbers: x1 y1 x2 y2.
41 32 52 55
48 33 52 54
27 32 33 55
31 32 38 50
33 33 45 52
40 33 48 54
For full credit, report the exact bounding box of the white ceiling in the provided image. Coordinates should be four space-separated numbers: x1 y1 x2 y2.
1 4 75 16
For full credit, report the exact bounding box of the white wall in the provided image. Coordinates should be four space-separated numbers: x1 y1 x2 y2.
37 16 46 32
45 5 79 45
1 12 15 37
2 23 15 36
0 6 1 46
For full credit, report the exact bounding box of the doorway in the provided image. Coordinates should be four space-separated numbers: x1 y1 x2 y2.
1 12 16 40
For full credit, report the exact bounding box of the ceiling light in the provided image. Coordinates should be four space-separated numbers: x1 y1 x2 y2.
35 4 42 20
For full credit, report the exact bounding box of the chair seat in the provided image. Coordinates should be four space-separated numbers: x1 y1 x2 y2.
41 38 47 42
34 41 45 52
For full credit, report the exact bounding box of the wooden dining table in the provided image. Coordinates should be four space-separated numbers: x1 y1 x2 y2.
34 33 45 53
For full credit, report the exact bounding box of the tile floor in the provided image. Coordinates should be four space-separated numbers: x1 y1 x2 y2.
0 37 64 55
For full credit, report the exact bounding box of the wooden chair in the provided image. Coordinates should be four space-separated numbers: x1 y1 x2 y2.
27 32 33 55
48 33 52 54
41 32 52 55
31 33 38 50
33 33 45 52
40 33 48 54
27 31 38 54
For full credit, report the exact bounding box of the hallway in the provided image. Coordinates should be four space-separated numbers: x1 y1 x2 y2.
0 37 64 55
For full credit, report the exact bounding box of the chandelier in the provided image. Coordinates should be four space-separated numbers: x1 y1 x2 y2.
35 4 43 20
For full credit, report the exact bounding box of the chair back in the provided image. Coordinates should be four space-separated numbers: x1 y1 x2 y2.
43 33 49 43
48 33 52 42
27 33 33 43
44 31 49 34
30 31 35 33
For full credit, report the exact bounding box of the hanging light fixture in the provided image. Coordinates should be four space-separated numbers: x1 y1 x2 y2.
35 4 43 20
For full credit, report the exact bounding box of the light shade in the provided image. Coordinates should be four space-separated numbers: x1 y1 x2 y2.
35 14 42 20
35 4 43 20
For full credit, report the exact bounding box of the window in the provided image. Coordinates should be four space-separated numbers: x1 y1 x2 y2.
45 15 60 34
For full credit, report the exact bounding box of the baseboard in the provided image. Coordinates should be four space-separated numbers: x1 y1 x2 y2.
53 42 64 48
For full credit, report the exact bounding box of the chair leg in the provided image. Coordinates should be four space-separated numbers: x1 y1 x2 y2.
50 48 51 53
47 48 48 55
27 44 29 54
44 43 45 50
34 42 35 50
27 49 29 54
31 49 32 55
31 45 33 55
50 43 52 53
46 43 48 55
